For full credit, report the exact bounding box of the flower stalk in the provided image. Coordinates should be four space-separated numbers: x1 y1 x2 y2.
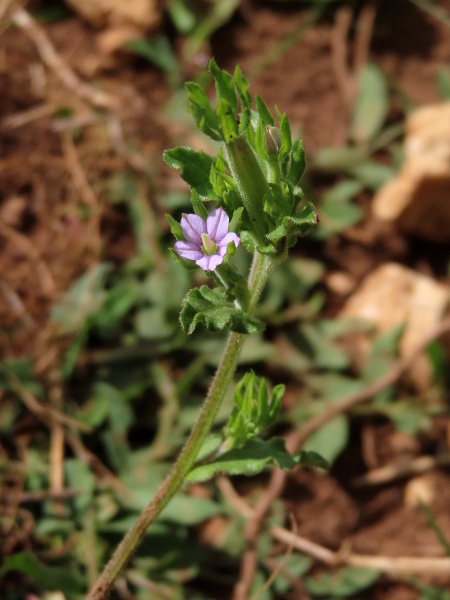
88 251 273 600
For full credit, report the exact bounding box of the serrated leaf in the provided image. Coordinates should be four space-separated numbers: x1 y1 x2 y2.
187 437 303 483
209 58 238 118
186 81 222 141
163 147 217 199
180 286 263 334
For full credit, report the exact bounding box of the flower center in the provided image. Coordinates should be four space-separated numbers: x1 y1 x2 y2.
201 233 218 256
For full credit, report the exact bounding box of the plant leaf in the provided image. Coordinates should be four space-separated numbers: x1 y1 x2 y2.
187 437 327 483
163 147 217 199
350 63 389 143
180 286 264 334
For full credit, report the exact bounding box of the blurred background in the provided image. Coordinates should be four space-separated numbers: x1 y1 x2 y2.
1 1 450 599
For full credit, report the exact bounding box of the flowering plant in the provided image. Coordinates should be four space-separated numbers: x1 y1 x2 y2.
89 60 322 600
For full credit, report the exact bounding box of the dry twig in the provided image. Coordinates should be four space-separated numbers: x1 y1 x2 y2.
219 478 450 577
352 452 450 488
11 8 119 110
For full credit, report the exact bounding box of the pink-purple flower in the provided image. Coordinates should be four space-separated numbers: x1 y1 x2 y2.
174 207 240 271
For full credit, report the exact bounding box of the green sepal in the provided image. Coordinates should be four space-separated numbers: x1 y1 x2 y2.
186 437 328 483
166 214 183 240
180 286 264 334
287 138 307 185
190 189 208 220
239 230 257 253
163 147 218 199
229 206 244 232
185 81 222 141
169 248 199 271
266 201 318 244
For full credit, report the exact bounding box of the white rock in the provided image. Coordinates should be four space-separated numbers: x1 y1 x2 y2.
373 103 450 243
340 263 450 391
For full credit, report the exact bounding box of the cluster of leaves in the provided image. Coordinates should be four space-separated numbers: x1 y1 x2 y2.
187 372 328 483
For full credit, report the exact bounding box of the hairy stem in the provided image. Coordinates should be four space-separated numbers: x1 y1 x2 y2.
88 252 273 599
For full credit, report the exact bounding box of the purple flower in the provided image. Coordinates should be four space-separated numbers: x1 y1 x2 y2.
174 207 240 271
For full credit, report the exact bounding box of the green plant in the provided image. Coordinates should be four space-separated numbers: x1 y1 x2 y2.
87 59 323 599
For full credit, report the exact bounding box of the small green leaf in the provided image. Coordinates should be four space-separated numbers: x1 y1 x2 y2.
186 82 222 141
287 138 306 185
349 161 396 190
163 147 217 199
278 112 292 158
255 94 275 127
190 188 209 220
351 63 389 144
166 213 183 240
187 437 304 483
266 201 317 243
296 450 330 471
209 58 238 118
224 372 284 447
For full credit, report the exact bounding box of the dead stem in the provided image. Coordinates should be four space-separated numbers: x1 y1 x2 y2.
219 478 450 577
11 8 119 110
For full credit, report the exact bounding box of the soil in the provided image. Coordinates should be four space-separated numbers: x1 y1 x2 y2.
1 0 450 598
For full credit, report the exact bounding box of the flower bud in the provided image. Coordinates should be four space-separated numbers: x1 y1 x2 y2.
265 126 281 156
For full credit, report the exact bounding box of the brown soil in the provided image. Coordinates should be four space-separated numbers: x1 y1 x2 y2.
1 1 450 598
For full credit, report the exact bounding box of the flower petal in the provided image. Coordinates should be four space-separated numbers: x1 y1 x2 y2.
180 213 206 244
196 253 223 271
217 232 240 251
174 241 204 261
206 208 229 243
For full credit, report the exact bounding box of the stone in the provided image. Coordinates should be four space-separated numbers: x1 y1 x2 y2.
340 263 450 391
372 103 450 243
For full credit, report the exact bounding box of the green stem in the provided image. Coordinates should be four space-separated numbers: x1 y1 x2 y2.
88 252 273 600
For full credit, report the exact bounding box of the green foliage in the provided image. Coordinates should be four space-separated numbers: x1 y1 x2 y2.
126 36 181 87
350 64 389 144
0 553 85 598
224 371 284 448
187 437 328 483
306 566 381 597
180 286 264 334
